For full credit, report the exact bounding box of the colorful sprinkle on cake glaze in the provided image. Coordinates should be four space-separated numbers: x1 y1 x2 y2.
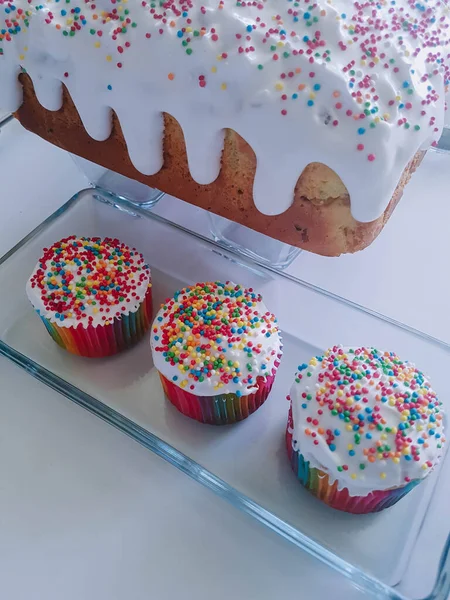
286 346 446 513
26 236 152 357
151 281 282 425
2 1 450 222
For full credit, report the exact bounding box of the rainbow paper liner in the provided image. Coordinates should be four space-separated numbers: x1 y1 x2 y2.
285 407 419 514
36 286 153 358
159 370 277 425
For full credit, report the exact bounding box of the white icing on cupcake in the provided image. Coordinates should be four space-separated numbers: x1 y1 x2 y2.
26 235 151 328
288 346 446 494
151 281 282 396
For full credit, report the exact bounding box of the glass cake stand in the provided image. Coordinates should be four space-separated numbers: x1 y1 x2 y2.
19 106 450 275
71 154 302 270
0 187 449 600
70 154 165 208
209 212 302 270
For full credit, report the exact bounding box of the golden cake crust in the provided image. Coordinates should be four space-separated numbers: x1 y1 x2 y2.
15 73 424 256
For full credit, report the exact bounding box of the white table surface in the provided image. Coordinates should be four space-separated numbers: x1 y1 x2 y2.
0 119 448 600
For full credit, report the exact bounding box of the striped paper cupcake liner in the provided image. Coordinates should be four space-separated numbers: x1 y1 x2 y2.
159 370 277 425
285 407 419 514
37 286 153 358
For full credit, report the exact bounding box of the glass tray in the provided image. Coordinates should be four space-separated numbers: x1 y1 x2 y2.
0 188 449 600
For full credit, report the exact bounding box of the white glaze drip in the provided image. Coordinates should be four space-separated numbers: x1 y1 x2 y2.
0 60 22 112
30 73 62 111
180 118 224 185
116 100 164 175
1 0 448 222
68 84 113 141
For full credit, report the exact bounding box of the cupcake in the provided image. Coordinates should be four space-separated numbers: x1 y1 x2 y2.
27 236 152 357
151 281 282 425
286 346 445 514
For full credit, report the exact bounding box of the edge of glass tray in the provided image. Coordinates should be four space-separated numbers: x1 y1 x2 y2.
0 186 449 600
0 113 14 129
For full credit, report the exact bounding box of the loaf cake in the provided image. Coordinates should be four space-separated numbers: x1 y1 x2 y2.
1 0 449 255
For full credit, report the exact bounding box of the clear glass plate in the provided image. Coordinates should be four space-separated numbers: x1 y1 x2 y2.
0 188 449 600
209 212 302 270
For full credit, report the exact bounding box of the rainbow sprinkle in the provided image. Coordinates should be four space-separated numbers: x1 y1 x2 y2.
2 0 449 159
151 281 282 395
28 236 151 326
289 346 446 486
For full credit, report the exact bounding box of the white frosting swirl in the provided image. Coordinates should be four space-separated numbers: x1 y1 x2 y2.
288 346 446 495
1 1 449 223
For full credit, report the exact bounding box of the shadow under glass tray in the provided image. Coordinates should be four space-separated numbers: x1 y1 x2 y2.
0 188 449 600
